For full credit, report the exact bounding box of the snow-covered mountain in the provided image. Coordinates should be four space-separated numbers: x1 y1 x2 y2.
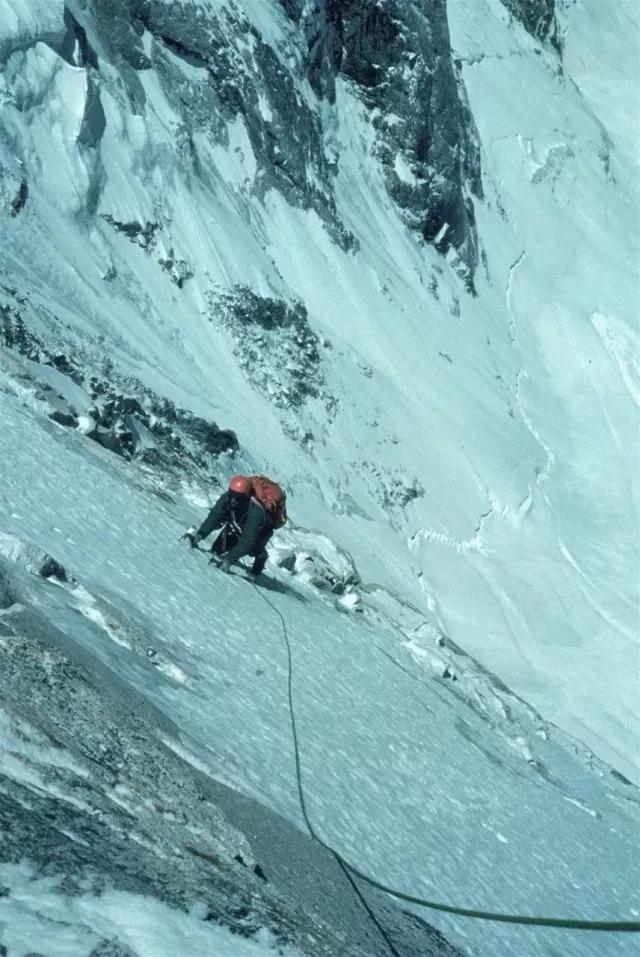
0 1 638 955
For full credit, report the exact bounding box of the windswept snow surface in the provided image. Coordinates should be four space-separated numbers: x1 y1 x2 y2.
0 390 639 955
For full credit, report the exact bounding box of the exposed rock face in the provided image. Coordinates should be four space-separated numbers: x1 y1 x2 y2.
84 0 356 249
10 178 28 216
280 0 483 287
500 0 561 51
88 941 139 957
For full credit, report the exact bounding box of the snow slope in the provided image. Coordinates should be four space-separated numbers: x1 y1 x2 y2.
1 379 639 955
444 0 639 777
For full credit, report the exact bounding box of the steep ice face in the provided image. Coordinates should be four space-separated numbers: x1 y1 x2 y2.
0 6 638 945
0 392 638 956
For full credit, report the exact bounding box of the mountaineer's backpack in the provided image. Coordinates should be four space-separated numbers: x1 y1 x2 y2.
250 475 287 528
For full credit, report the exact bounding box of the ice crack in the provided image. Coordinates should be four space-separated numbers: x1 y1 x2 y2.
506 252 555 487
506 250 525 343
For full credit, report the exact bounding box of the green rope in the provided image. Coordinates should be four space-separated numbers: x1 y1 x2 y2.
251 583 640 934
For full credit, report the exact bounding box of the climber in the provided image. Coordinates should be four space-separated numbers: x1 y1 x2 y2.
182 474 287 576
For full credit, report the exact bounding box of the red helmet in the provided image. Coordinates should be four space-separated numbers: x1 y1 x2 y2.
228 475 252 496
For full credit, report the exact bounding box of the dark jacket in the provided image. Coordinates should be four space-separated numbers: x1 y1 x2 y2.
196 491 274 566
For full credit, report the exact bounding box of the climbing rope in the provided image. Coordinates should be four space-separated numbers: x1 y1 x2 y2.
251 582 401 956
334 852 402 957
251 582 640 936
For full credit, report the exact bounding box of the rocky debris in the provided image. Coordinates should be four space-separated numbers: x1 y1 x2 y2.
102 216 160 249
0 533 69 582
500 0 562 52
281 0 483 287
208 286 331 414
158 247 194 288
102 216 194 287
0 160 30 221
127 393 239 466
0 305 237 479
346 461 425 524
89 940 139 957
272 528 363 612
381 475 425 510
86 380 239 468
